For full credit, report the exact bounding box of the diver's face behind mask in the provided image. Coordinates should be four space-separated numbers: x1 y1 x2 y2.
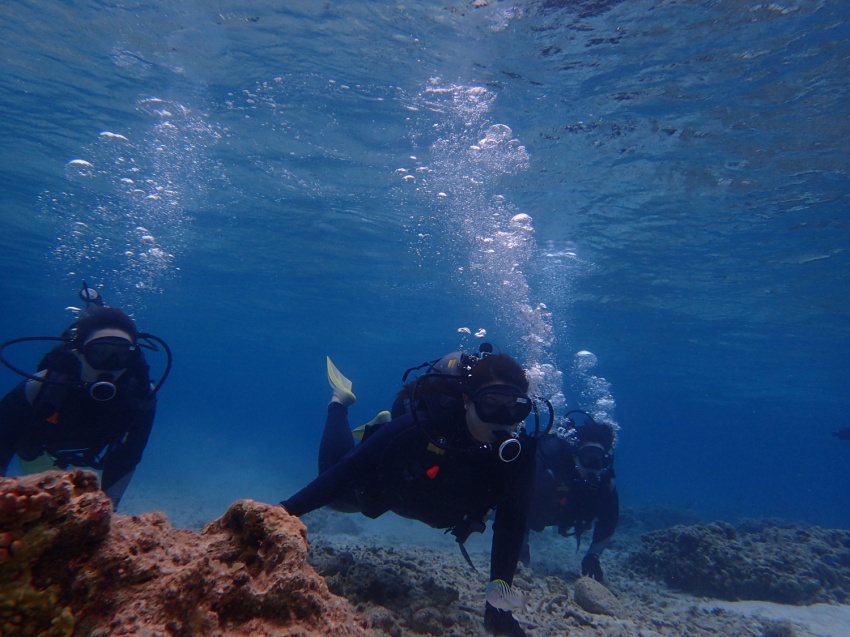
466 384 531 461
75 328 137 401
575 441 613 483
82 333 137 371
471 384 532 426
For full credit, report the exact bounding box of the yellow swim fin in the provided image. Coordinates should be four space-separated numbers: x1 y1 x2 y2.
352 411 392 441
19 453 59 474
327 356 356 406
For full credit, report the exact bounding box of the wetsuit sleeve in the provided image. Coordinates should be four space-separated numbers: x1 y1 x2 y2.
591 480 619 546
490 438 538 584
99 394 156 509
528 439 570 533
0 383 31 476
282 414 416 517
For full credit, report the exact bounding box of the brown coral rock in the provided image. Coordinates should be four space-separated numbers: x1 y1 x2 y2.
1 471 371 637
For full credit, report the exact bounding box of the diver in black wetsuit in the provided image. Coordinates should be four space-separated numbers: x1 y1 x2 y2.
0 284 171 509
282 347 550 637
523 411 619 582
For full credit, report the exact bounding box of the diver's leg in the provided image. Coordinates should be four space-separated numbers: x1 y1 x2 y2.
519 529 531 566
317 401 362 512
318 401 355 474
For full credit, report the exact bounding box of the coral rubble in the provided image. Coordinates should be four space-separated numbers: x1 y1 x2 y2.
0 471 370 637
627 520 850 605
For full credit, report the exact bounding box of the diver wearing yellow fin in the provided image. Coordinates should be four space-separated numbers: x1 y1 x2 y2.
283 346 553 637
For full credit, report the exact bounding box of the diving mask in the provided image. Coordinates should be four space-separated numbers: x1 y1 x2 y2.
82 333 137 371
472 384 533 426
576 442 612 472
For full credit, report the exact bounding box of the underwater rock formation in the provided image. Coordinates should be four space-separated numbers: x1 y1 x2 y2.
309 538 464 637
0 470 371 637
627 519 850 605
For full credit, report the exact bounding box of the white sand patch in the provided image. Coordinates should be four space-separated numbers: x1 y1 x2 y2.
698 600 850 637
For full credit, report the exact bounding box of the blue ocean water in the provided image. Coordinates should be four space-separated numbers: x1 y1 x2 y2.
1 0 848 530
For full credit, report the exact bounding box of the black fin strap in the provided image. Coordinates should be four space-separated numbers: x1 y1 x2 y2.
458 542 478 573
448 515 487 573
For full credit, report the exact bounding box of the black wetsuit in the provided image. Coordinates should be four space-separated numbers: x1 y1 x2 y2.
0 345 156 507
527 433 618 548
283 402 537 584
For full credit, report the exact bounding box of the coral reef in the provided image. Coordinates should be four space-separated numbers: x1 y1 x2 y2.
309 539 466 637
0 471 371 637
1 470 110 637
304 515 806 637
5 475 849 637
626 520 850 605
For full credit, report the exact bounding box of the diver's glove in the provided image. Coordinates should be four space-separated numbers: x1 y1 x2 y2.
484 604 526 637
581 552 604 582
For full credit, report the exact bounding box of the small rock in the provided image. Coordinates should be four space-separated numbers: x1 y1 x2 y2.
573 576 627 618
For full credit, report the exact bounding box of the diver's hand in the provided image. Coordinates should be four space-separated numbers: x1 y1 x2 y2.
484 604 526 637
581 552 604 582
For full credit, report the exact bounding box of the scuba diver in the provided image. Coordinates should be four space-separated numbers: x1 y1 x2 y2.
0 283 171 510
832 427 850 441
522 410 619 583
281 344 553 637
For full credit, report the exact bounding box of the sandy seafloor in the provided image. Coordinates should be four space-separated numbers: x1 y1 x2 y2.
120 486 850 637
